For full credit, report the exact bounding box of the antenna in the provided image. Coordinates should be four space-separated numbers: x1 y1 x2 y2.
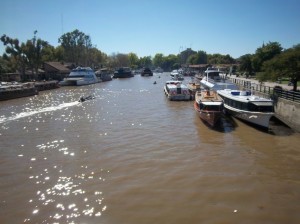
61 13 64 34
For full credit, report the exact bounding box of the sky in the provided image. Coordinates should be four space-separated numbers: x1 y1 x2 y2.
1 0 300 59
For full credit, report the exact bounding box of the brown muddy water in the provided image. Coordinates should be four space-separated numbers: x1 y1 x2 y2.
0 73 300 224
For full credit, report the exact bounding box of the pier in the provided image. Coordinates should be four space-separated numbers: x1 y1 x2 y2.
0 80 59 101
34 80 59 91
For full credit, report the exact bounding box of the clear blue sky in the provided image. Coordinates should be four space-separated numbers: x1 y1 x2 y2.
1 0 299 59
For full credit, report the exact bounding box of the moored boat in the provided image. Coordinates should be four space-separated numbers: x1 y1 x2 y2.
217 89 274 129
200 67 238 91
59 67 100 86
194 90 224 127
164 80 191 101
170 70 184 81
187 81 203 100
95 68 112 82
141 68 153 76
113 67 134 78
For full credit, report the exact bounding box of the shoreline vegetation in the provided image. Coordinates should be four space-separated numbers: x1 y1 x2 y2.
0 29 299 91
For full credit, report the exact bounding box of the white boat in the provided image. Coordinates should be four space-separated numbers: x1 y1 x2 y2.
200 67 238 91
217 89 275 129
59 67 100 86
164 80 191 101
170 70 184 81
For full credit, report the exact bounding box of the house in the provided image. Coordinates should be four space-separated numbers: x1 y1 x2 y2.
44 62 71 81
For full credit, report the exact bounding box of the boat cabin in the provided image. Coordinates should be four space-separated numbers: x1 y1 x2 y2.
221 90 274 113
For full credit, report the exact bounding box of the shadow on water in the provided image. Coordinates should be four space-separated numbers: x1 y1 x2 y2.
268 116 295 136
227 115 294 136
200 115 238 133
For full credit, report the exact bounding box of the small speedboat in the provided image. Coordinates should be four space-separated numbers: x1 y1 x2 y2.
79 95 95 102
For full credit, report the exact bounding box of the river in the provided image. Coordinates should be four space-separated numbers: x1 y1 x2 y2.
1 73 300 224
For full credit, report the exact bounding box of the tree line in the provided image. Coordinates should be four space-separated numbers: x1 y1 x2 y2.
238 41 300 91
0 29 299 90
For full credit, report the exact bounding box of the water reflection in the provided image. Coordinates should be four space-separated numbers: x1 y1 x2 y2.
24 139 109 223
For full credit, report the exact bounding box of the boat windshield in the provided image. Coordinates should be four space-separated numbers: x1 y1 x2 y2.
199 104 222 111
249 102 274 112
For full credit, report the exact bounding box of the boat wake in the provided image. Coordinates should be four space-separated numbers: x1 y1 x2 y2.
0 101 80 124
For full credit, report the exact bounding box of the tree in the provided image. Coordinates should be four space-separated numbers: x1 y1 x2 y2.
252 41 282 72
153 53 164 68
238 54 253 77
58 29 93 66
139 56 152 68
1 34 28 81
207 53 235 64
25 31 49 78
179 48 196 64
262 44 300 91
161 54 179 71
128 52 139 69
187 50 207 64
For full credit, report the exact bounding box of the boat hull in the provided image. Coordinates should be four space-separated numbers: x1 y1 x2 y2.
223 104 274 128
59 78 99 86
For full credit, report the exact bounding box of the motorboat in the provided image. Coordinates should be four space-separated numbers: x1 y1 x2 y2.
217 89 274 129
79 95 95 102
95 68 112 82
170 70 184 81
164 80 191 101
59 67 100 86
113 67 134 78
200 67 238 91
194 90 224 127
187 81 203 100
141 68 153 76
153 67 164 73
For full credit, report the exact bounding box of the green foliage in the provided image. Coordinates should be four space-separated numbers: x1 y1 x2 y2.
179 48 196 64
262 44 300 90
207 53 235 64
153 53 164 68
139 56 152 68
252 41 282 72
161 54 179 71
58 29 93 66
187 50 207 64
238 54 253 76
128 52 139 69
1 34 29 80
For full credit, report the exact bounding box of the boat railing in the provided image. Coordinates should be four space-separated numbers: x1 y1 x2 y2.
230 78 300 103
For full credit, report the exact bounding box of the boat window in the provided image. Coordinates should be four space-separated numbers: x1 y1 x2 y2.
203 105 222 111
249 102 274 112
69 75 85 78
177 87 181 94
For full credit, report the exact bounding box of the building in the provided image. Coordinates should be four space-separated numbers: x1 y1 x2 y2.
43 62 71 81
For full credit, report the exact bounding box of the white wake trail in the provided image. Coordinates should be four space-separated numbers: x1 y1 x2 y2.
0 101 80 124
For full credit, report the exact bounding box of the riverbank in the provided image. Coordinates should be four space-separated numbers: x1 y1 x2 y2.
0 80 59 101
